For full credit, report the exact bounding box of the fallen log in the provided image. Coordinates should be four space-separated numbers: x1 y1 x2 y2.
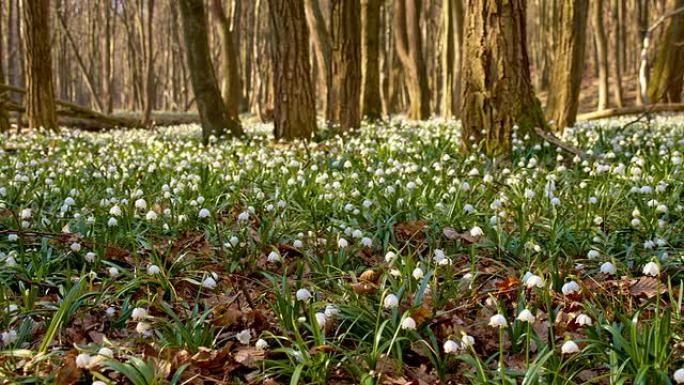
576 103 684 121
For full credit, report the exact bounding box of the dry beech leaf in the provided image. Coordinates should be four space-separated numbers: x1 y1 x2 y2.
443 227 476 244
360 269 378 282
351 282 377 294
233 346 265 367
54 354 81 385
630 277 666 298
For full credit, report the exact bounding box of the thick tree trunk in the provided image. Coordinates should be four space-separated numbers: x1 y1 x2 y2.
361 0 383 121
267 0 317 140
393 0 430 119
330 0 362 131
304 0 333 122
23 0 58 131
212 0 242 122
546 0 589 128
648 0 684 103
612 0 624 107
441 0 463 117
178 0 243 143
460 0 546 154
592 0 609 111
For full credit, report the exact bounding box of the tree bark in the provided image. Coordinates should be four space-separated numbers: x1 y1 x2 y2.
212 0 242 122
304 0 333 122
393 0 430 119
267 0 317 140
441 0 463 117
611 0 624 107
330 0 362 130
178 0 243 143
648 0 684 103
592 0 609 111
460 0 546 154
23 0 58 131
546 0 589 128
361 0 383 120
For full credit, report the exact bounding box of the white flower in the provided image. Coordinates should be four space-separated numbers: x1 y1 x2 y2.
75 353 92 368
600 261 616 275
70 242 81 252
643 261 660 276
561 340 580 354
237 211 250 222
525 274 544 289
338 238 349 248
105 307 116 317
85 252 96 263
236 329 251 345
93 381 107 385
383 294 399 309
575 314 593 326
314 312 327 328
145 211 157 221
360 237 373 247
561 281 580 295
20 208 32 219
147 264 161 274
412 267 424 280
98 347 114 358
469 226 484 237
198 208 211 218
8 234 18 242
135 199 147 210
255 338 269 350
489 314 507 327
517 309 535 323
401 316 417 330
324 304 339 318
202 276 217 289
443 339 460 354
461 334 475 347
107 217 118 227
587 250 600 259
293 239 303 248
551 197 560 206
296 288 312 301
267 251 281 262
384 251 397 262
109 205 122 216
135 321 152 335
131 307 148 320
108 267 120 277
1 329 17 345
674 368 684 384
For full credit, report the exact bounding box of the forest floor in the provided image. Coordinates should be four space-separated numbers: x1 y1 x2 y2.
0 118 683 384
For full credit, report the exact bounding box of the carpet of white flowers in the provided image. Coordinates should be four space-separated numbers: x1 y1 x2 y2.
0 118 683 384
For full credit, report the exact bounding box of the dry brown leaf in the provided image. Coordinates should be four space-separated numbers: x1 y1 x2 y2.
630 277 666 298
442 227 476 244
351 282 377 294
393 220 427 242
233 346 265 367
54 354 81 385
360 269 378 282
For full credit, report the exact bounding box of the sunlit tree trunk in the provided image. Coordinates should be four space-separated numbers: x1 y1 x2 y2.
648 0 684 103
460 0 546 154
592 0 609 110
362 0 383 121
330 0 361 131
212 0 242 122
304 0 332 122
441 0 463 117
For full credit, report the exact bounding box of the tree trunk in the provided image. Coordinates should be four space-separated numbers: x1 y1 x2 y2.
267 0 317 140
611 0 624 107
460 0 546 154
23 0 58 131
592 0 609 111
546 0 589 128
212 0 242 122
304 0 333 122
648 0 684 103
393 0 430 119
441 0 463 117
361 0 383 120
636 0 649 105
178 0 243 143
0 16 9 132
330 0 362 131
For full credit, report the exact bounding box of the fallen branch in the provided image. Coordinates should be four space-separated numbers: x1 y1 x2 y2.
533 127 584 158
576 104 684 121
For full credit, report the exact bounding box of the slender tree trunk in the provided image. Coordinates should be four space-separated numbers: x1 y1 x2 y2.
393 0 430 119
362 0 383 120
612 0 624 107
636 0 649 105
330 0 362 130
304 0 333 121
461 0 546 154
141 0 156 127
23 0 58 131
0 7 9 132
546 0 589 128
592 0 609 110
441 0 463 117
178 0 243 143
212 0 242 122
648 0 684 103
267 0 317 140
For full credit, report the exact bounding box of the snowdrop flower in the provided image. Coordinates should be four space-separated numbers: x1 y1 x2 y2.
296 288 312 301
642 261 660 277
75 353 92 368
469 226 484 237
517 309 535 323
98 347 114 358
236 329 251 345
561 281 580 295
131 307 148 320
202 276 217 289
383 294 399 309
93 381 107 385
600 261 616 275
293 239 303 248
108 267 120 277
401 316 417 330
314 312 327 328
85 252 96 263
267 251 281 263
630 218 641 227
461 334 475 347
1 329 17 345
237 211 250 222
146 264 161 275
412 267 424 280
105 307 116 317
324 304 339 319
135 321 152 335
109 205 122 216
551 197 561 206
488 314 507 328
198 208 211 219
525 274 544 289
561 340 580 354
673 368 684 384
463 204 475 213
134 199 147 210
575 314 593 326
70 242 81 252
8 234 18 242
20 208 32 219
360 237 373 247
145 211 157 221
107 217 118 227
338 238 349 248
255 338 269 350
443 340 460 354
587 249 600 259
384 251 397 262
